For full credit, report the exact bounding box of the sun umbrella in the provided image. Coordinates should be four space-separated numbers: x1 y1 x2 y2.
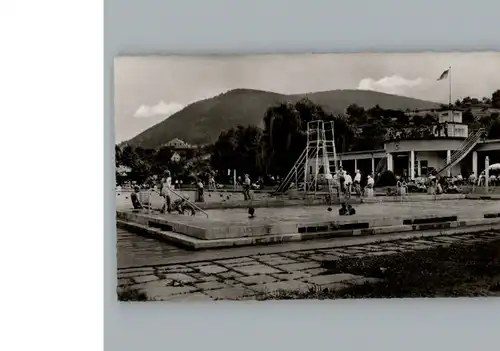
488 163 500 170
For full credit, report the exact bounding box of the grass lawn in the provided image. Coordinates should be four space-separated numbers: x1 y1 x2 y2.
256 236 500 300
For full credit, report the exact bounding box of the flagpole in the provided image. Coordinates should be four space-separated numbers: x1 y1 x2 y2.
449 66 452 108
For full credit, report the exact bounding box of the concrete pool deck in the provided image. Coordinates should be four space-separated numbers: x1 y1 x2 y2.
116 198 500 249
116 190 500 212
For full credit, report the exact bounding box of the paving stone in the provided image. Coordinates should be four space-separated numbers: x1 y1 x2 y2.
236 275 278 286
164 293 214 302
119 267 154 275
131 275 159 284
221 279 241 286
258 258 298 266
186 262 213 268
302 268 329 276
218 271 244 279
365 251 399 256
339 248 367 254
275 262 321 272
299 250 318 255
322 250 351 257
198 275 218 282
197 264 228 274
412 240 437 245
233 264 281 276
403 244 433 250
225 261 261 268
251 254 283 261
164 273 196 284
305 273 364 285
188 272 209 280
117 270 154 279
159 265 194 273
204 287 256 300
195 281 229 290
271 271 310 281
360 245 385 251
373 245 405 251
250 280 313 293
280 252 303 259
308 254 341 262
215 257 255 265
293 256 317 263
432 237 462 243
458 235 476 240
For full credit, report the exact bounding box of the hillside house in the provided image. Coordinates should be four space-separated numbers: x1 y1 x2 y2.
164 138 195 150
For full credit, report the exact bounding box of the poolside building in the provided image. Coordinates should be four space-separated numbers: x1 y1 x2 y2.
334 109 500 179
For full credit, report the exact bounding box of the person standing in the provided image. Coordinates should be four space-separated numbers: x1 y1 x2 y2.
196 178 205 202
365 175 375 197
353 169 362 198
160 170 172 213
337 167 346 196
344 171 353 199
208 175 216 191
243 174 251 200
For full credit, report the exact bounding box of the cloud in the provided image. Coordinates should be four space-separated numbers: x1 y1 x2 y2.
357 75 429 95
133 101 184 118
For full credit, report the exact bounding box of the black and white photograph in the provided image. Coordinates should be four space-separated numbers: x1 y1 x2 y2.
115 52 500 301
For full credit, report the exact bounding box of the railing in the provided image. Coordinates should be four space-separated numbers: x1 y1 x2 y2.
436 128 485 176
375 157 387 175
274 147 318 194
149 188 209 218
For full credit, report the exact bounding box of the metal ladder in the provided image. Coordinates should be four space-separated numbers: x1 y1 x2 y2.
320 121 338 202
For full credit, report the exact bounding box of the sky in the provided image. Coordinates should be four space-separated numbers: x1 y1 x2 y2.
114 52 500 143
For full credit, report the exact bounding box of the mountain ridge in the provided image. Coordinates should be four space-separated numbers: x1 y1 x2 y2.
124 88 441 148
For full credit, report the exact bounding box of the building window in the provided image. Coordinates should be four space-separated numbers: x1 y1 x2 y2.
457 127 466 137
420 160 428 175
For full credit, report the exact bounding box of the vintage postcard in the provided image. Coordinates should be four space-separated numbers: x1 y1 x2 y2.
115 53 500 301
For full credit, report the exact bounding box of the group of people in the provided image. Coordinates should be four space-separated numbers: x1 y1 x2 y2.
333 168 375 199
130 170 195 215
469 171 500 186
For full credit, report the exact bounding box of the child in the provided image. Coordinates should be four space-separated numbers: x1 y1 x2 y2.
130 186 144 209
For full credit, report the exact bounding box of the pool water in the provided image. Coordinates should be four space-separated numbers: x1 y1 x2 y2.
204 200 499 223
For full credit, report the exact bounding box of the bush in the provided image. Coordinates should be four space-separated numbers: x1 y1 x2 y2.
117 286 149 301
376 170 397 187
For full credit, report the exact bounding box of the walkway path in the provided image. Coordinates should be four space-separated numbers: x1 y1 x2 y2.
117 229 500 301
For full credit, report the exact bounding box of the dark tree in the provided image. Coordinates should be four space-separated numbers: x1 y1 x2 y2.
492 89 500 108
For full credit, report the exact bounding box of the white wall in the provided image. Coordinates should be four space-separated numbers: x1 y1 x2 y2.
415 151 461 176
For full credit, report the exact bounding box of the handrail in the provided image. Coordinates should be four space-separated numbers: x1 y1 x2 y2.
448 131 481 164
375 157 387 174
436 128 484 175
150 189 209 218
274 148 308 194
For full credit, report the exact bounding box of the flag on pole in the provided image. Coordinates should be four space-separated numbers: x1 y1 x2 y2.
437 68 450 81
